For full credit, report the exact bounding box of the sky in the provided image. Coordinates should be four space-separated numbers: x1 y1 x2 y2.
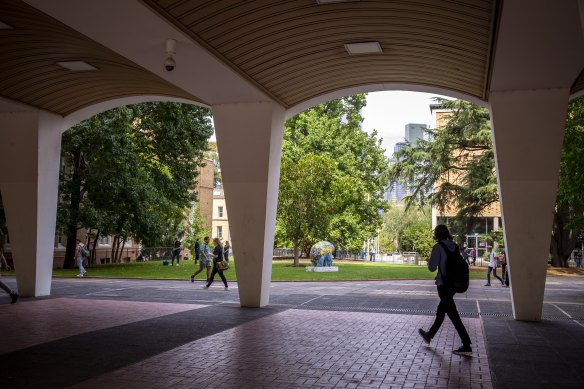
361 91 447 157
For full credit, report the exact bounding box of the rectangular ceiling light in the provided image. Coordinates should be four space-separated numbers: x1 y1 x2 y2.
0 21 13 29
56 61 98 71
344 41 383 55
317 0 360 3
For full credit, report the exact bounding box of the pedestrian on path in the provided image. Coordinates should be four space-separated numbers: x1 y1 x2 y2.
224 241 230 262
418 224 472 356
485 246 504 286
190 238 204 283
75 239 87 277
0 231 18 303
171 236 182 266
203 238 228 290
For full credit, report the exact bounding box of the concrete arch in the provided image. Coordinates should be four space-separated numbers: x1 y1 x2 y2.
285 83 488 119
62 95 208 132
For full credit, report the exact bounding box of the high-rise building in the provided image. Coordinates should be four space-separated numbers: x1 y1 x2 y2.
405 123 427 145
386 140 409 203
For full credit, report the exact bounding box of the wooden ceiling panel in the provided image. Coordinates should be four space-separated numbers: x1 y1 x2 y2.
0 0 204 116
146 0 498 106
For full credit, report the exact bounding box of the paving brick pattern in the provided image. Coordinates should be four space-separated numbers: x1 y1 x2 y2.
78 309 492 389
0 297 204 354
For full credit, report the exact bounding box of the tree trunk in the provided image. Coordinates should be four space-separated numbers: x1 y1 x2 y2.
293 240 300 266
111 236 119 263
118 237 127 261
64 148 83 269
550 209 578 267
91 230 100 265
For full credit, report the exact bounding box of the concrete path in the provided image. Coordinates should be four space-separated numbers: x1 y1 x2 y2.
0 276 583 388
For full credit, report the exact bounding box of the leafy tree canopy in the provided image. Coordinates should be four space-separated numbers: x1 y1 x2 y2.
276 94 389 261
58 102 213 267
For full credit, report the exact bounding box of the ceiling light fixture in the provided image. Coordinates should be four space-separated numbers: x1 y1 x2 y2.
344 41 383 55
316 0 360 4
56 61 98 71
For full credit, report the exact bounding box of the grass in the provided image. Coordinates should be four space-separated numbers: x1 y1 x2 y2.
31 259 488 281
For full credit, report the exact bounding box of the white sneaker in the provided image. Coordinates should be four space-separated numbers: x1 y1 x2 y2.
76 274 83 277
224 286 229 291
176 264 179 267
202 285 209 289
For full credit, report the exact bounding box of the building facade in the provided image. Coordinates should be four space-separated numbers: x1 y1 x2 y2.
212 187 230 242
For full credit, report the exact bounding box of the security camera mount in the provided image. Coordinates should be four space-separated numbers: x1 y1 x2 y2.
164 38 176 71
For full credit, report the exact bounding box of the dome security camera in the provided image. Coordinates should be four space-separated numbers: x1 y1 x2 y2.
164 57 176 72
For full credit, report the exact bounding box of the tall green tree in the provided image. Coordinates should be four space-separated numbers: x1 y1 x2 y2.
59 102 213 268
381 204 431 252
552 97 584 266
276 94 389 256
278 153 349 265
389 97 584 267
388 98 497 241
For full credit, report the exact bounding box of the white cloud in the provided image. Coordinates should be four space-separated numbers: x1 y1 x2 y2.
361 91 447 157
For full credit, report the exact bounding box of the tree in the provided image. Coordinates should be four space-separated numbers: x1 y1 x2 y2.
59 102 213 267
398 223 434 255
388 96 584 267
277 94 389 256
388 98 499 245
277 153 348 265
389 98 497 235
381 203 431 252
551 97 584 266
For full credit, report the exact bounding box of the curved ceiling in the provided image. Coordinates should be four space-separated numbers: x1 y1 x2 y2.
144 0 500 107
4 0 584 117
0 0 204 116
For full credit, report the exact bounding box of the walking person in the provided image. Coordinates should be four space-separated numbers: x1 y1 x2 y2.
418 224 472 355
499 249 509 287
193 236 212 283
202 238 228 290
171 236 182 266
190 238 204 282
469 248 476 265
75 239 88 277
485 246 504 286
224 241 231 262
0 231 18 303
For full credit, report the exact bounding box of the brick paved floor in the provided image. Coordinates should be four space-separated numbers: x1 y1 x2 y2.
77 310 491 389
0 297 203 354
1 277 583 388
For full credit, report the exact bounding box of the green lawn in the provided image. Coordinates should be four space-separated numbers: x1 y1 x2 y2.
42 259 487 281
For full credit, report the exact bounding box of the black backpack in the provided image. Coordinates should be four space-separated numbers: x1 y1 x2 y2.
437 242 469 293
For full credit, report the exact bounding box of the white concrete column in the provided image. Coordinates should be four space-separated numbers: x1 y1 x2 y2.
0 111 63 296
212 102 285 307
490 89 569 321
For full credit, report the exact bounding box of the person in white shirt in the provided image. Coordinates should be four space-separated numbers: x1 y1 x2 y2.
485 246 503 286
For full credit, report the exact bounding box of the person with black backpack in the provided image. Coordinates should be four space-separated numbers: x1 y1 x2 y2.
418 224 472 356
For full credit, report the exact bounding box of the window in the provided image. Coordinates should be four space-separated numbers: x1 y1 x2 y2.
218 206 224 218
217 226 223 238
99 235 110 245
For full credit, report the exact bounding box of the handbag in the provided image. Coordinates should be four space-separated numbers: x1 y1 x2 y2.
216 259 229 271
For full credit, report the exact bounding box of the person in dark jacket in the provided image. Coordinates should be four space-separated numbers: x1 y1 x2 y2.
202 238 228 290
418 224 472 355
